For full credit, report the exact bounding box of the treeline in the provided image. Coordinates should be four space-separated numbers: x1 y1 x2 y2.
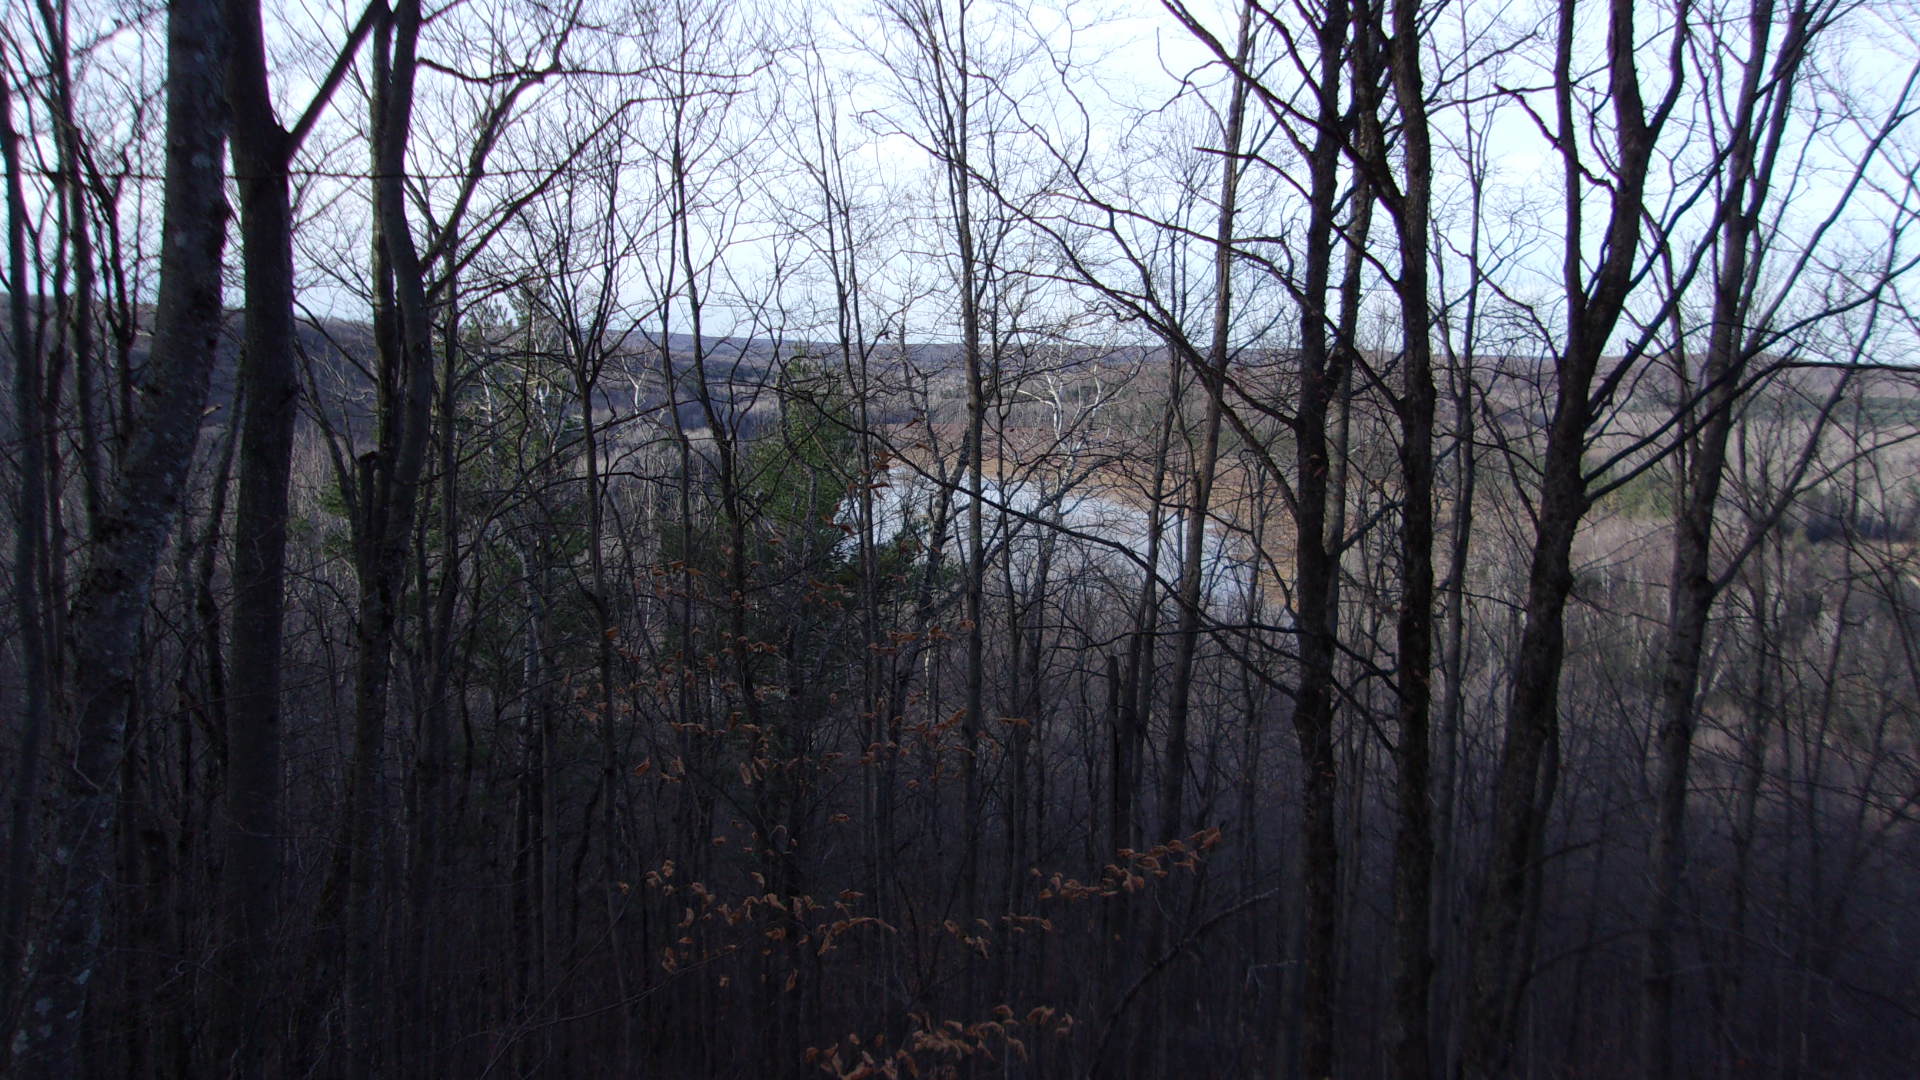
3 0 1920 1077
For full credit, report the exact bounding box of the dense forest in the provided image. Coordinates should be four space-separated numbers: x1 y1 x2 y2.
3 0 1920 1075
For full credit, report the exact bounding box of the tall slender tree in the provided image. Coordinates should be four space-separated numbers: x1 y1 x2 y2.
11 0 230 1067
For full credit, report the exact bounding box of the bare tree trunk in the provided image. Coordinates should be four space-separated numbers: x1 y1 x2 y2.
1644 6 1817 1073
336 4 437 1070
946 12 990 1025
408 259 462 1076
32 0 103 533
1163 4 1250 847
1383 0 1438 1071
1432 78 1488 1071
221 0 299 1066
1464 0 1676 1070
1289 2 1352 1071
0 64 52 1067
11 0 229 1066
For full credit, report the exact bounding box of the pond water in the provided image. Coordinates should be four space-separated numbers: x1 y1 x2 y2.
844 465 1273 612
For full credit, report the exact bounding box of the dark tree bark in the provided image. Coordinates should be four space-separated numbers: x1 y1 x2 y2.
219 3 296 1070
10 0 229 1068
1380 0 1438 1071
220 3 377 1068
0 61 52 1070
1463 0 1681 1071
330 2 438 1068
1286 2 1354 1072
1645 7 1827 1069
1162 3 1250 847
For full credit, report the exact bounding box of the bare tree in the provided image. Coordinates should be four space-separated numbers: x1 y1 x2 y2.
1463 1 1688 1070
10 0 229 1067
219 2 376 1070
0 45 52 1067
